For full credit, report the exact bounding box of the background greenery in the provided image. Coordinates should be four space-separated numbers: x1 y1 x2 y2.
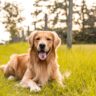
0 0 96 43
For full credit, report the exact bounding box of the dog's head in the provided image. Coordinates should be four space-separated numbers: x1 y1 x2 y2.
28 31 61 61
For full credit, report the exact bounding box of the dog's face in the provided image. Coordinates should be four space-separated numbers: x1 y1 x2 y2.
29 31 61 60
34 32 53 60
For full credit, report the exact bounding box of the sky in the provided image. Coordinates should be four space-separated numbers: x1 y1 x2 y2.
0 0 95 42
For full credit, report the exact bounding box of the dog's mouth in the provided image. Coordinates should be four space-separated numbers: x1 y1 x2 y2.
38 50 50 60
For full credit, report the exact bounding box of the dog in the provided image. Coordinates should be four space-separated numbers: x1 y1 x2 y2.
0 31 63 92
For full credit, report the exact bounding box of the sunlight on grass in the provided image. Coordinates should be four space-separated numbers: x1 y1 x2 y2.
0 43 96 96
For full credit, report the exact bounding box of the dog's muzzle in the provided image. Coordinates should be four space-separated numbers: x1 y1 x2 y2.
38 43 49 60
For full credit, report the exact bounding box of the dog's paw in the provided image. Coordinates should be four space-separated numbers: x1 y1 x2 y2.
30 85 41 92
29 81 41 92
16 82 28 88
8 76 15 80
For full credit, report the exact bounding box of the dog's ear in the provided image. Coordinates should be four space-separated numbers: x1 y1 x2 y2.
52 31 61 49
28 31 37 48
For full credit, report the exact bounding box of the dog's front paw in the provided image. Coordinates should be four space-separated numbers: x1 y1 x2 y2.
8 76 15 80
30 85 41 92
29 82 41 92
16 81 28 88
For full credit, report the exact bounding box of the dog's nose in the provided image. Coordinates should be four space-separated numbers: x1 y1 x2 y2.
39 43 45 49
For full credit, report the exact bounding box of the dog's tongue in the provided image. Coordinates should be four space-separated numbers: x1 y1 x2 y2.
38 52 47 60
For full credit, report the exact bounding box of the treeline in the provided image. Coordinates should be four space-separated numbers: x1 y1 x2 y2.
0 0 96 43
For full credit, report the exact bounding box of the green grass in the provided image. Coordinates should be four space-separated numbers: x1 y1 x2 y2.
0 42 96 96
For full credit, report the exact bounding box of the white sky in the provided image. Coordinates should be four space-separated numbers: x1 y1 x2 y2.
0 0 95 41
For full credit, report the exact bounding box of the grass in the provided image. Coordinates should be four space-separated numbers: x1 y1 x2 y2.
0 42 96 96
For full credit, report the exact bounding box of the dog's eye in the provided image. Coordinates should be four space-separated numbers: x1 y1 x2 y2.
36 37 40 40
46 38 51 41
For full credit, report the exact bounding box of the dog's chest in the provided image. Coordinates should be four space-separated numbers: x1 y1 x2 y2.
33 62 52 82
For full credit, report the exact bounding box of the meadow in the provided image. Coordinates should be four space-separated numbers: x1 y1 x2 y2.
0 42 96 96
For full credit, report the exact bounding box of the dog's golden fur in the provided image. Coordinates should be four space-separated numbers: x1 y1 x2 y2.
0 31 63 92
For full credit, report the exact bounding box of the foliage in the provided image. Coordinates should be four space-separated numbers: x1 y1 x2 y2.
31 0 96 43
74 0 96 43
2 2 24 42
31 0 68 30
0 43 96 96
0 0 96 43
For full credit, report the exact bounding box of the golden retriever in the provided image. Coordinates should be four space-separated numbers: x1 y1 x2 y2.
0 31 63 92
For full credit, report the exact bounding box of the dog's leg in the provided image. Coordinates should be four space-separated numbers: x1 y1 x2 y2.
0 64 6 71
0 54 17 78
51 66 64 87
28 80 41 92
0 64 14 80
56 70 64 87
0 64 9 74
20 69 41 92
0 64 15 79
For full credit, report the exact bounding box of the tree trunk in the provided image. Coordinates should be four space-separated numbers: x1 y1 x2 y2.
34 22 36 30
44 13 48 30
81 0 85 39
21 30 25 41
27 26 30 36
67 0 73 48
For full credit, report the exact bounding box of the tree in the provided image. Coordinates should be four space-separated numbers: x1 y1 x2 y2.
48 0 68 31
67 0 73 48
75 0 96 43
31 0 68 31
81 0 85 33
44 13 48 30
2 2 24 42
31 0 69 44
31 0 43 30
